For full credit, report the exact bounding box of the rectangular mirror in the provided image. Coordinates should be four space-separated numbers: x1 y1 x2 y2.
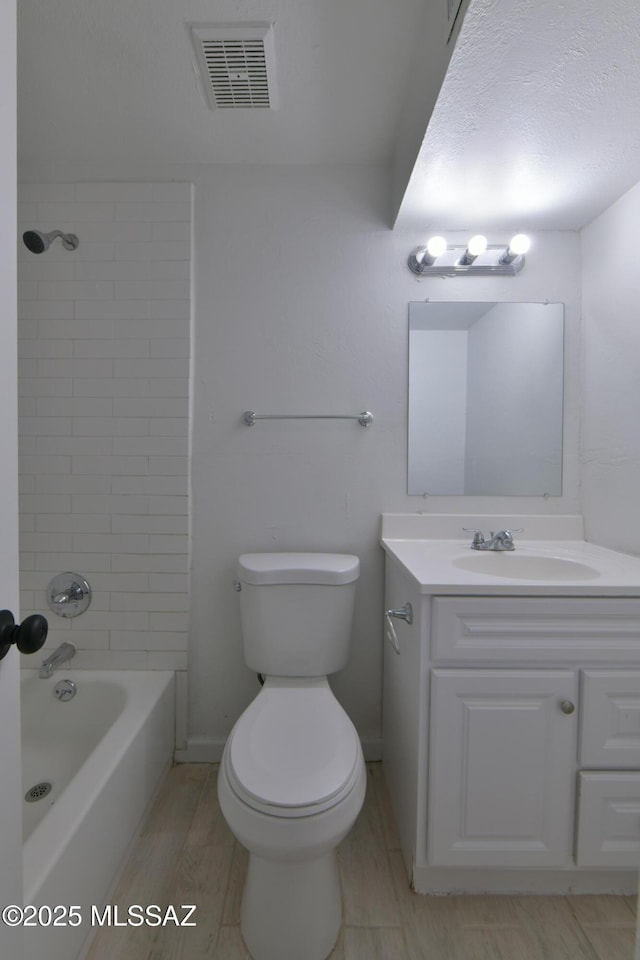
408 301 564 496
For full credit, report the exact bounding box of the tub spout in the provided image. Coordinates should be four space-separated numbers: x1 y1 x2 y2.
39 641 76 678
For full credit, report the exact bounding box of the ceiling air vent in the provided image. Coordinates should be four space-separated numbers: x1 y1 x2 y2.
189 23 278 110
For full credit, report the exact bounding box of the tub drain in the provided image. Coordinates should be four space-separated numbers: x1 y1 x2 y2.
25 782 52 803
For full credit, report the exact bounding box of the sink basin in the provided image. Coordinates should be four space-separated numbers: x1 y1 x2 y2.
453 553 600 581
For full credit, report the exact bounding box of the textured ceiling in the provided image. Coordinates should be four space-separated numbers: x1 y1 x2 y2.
395 0 640 230
17 0 640 231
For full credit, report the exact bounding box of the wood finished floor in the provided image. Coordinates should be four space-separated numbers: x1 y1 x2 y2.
86 763 638 960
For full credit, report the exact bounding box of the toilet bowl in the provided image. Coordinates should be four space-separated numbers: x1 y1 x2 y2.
218 553 366 960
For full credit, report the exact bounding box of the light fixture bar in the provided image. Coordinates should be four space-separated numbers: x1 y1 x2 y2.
408 242 527 277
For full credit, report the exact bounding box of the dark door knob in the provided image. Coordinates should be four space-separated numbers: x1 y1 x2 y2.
0 610 48 661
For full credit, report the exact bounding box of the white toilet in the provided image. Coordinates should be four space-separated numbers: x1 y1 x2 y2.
217 552 367 960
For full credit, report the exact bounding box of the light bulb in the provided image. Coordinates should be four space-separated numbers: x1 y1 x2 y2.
459 234 487 265
426 236 447 259
467 234 487 257
509 233 530 256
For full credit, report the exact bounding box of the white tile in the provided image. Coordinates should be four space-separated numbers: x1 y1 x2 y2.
148 380 189 398
19 378 72 398
71 455 149 476
37 397 113 417
74 183 156 202
19 281 39 300
113 436 187 456
110 630 186 651
174 670 188 752
150 339 189 358
149 611 188 631
113 317 185 338
20 455 71 475
148 495 188 514
34 551 112 573
20 531 73 552
20 416 72 437
38 280 114 301
110 551 187 572
97 573 149 592
72 534 149 555
19 261 75 282
113 357 188 379
74 261 151 281
37 357 114 378
18 300 74 320
73 378 149 398
79 610 150 630
76 221 153 243
36 435 113 455
72 417 149 437
149 457 188 476
114 280 190 300
148 420 188 437
151 183 192 201
149 261 190 280
20 494 72 514
36 513 111 533
112 397 187 418
19 183 75 202
106 494 149 514
111 514 186 535
62 630 110 650
71 650 187 670
73 340 150 359
36 318 114 340
110 592 187 612
19 339 74 358
36 201 115 221
148 534 189 553
35 474 112 495
150 299 190 320
151 222 190 242
115 241 191 262
74 300 151 321
114 201 190 222
148 573 189 591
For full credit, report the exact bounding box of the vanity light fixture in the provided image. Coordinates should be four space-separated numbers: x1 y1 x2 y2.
408 233 530 277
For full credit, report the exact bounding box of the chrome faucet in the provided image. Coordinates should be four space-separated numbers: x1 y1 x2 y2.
38 641 76 678
463 528 523 551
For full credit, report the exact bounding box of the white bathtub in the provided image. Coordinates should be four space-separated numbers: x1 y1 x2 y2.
21 669 175 960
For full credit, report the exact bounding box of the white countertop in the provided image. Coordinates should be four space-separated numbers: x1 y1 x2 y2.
380 514 640 596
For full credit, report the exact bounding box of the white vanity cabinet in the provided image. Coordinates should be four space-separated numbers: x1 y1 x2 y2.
382 556 640 893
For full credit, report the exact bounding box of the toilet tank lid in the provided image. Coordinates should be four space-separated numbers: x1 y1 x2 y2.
237 552 359 585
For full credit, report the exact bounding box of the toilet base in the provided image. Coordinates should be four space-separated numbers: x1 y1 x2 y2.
241 850 342 960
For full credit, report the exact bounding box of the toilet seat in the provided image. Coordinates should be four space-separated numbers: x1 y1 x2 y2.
225 679 362 819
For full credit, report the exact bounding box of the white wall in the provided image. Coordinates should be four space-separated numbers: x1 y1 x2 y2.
581 178 640 554
17 163 582 758
187 164 582 757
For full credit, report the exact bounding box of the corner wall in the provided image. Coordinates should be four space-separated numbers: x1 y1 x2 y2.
581 178 640 555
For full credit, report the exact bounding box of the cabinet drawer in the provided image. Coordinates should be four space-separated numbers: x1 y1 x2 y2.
576 772 640 867
580 671 640 767
432 597 640 663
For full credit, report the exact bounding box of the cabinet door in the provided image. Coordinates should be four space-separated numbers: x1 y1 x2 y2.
429 670 577 867
580 670 640 768
576 772 640 867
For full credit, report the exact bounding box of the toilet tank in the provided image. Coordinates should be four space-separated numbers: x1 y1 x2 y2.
236 553 360 676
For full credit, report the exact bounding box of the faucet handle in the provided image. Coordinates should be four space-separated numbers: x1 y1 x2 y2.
463 528 485 546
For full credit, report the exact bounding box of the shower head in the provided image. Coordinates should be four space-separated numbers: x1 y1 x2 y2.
22 229 79 254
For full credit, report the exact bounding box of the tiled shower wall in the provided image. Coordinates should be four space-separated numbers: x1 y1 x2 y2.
17 183 191 718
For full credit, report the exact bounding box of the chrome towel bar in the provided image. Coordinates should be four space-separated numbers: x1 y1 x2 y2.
242 411 374 427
